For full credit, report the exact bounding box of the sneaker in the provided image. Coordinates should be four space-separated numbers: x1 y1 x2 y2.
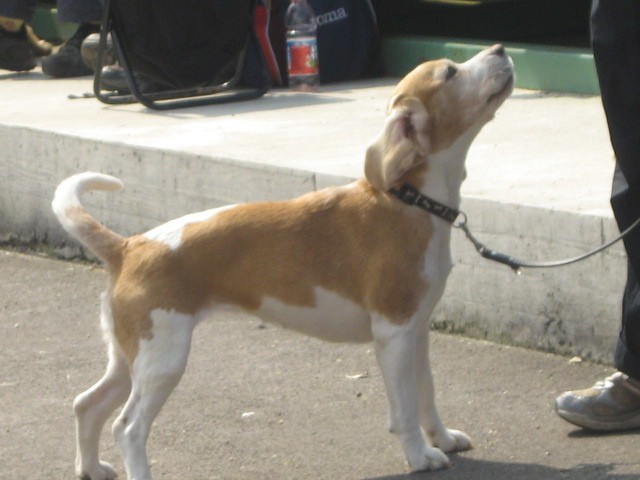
555 372 640 431
0 24 36 72
80 32 116 71
41 23 100 78
25 24 52 57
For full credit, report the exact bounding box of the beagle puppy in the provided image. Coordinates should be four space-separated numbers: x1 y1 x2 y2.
53 44 513 479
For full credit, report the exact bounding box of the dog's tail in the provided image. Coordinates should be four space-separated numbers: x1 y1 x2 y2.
52 172 126 268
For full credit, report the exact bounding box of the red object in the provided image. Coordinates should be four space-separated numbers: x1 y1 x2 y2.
254 3 283 86
287 38 318 76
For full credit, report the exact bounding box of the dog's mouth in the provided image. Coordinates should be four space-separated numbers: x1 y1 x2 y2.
487 73 514 104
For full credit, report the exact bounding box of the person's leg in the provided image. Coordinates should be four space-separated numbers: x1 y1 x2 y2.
41 0 102 77
56 0 102 24
616 259 640 379
0 0 38 71
0 1 37 25
554 0 640 432
593 0 640 379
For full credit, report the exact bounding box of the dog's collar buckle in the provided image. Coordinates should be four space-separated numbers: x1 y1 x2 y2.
388 183 460 224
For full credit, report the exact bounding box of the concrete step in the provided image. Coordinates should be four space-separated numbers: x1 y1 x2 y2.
0 67 621 364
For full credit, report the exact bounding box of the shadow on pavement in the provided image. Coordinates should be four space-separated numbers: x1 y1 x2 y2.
367 458 639 480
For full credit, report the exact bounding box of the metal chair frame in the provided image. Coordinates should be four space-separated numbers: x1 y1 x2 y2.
93 0 270 110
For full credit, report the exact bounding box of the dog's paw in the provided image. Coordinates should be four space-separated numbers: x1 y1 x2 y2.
407 446 451 472
77 460 118 480
432 428 473 453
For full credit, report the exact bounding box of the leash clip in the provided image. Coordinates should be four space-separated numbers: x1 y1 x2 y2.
453 213 523 275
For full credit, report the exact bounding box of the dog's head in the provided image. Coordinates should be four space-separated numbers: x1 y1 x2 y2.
365 44 514 191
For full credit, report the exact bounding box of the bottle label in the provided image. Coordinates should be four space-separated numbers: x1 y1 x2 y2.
287 37 319 76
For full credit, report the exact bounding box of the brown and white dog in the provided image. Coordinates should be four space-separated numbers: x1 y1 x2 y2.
52 44 513 480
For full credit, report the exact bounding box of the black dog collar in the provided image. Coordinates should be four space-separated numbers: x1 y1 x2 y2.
388 183 460 224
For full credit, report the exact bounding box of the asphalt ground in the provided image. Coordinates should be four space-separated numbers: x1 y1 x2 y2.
1 248 639 479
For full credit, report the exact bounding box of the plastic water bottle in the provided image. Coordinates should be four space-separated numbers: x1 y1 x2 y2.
285 0 319 91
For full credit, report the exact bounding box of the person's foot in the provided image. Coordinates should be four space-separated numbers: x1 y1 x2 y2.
81 36 169 95
555 372 640 431
25 24 52 57
41 23 100 77
0 23 36 72
99 64 170 95
80 32 115 71
99 64 129 92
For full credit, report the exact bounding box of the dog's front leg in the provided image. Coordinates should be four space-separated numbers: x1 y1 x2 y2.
417 323 473 453
372 315 450 472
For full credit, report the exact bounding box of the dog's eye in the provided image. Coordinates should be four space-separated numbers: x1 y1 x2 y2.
445 65 457 81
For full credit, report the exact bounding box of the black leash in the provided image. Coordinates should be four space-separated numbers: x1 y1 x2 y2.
389 183 640 275
454 212 640 274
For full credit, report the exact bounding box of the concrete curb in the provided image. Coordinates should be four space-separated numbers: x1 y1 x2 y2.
0 74 622 364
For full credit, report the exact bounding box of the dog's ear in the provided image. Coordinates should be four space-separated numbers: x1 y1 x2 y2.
364 97 430 191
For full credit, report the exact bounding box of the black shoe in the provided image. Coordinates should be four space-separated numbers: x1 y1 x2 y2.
41 23 100 78
0 24 36 72
99 65 170 95
99 65 128 92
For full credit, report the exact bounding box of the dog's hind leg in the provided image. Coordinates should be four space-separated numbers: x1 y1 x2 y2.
74 297 132 480
372 315 450 472
416 322 472 454
112 309 195 480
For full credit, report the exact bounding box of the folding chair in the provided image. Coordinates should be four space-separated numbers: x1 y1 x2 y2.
93 0 272 110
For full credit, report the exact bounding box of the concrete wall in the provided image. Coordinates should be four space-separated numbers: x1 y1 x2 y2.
439 197 624 363
0 124 624 364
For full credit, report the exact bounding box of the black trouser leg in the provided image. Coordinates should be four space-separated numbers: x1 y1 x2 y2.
591 0 640 378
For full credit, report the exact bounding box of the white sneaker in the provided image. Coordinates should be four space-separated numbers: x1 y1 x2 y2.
555 372 640 431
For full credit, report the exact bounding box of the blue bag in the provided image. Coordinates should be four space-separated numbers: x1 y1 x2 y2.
308 0 380 83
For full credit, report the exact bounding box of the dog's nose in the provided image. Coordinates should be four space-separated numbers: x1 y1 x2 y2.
490 44 506 57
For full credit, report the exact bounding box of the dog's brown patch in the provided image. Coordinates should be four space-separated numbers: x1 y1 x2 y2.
109 180 432 361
